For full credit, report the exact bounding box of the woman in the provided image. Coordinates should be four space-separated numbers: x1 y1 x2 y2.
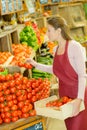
26 16 87 130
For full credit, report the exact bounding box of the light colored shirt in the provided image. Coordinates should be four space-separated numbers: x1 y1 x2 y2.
36 40 86 100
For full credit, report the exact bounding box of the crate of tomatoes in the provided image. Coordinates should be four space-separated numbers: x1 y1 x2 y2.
34 95 85 120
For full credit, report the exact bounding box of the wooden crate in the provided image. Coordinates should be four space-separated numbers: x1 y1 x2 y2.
0 116 46 130
34 95 85 120
14 117 46 130
0 34 12 52
11 29 19 44
0 28 19 53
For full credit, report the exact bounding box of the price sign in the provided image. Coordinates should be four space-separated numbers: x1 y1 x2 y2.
40 0 48 4
24 122 43 130
51 0 60 2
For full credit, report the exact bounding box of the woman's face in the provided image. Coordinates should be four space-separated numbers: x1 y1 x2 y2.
46 24 59 42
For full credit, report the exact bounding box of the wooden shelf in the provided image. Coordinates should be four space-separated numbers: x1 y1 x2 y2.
0 116 46 130
0 0 23 15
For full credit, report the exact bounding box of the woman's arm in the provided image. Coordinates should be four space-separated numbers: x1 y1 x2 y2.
68 41 86 100
26 58 53 74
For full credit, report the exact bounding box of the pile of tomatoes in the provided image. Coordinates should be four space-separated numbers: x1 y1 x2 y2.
0 73 50 124
46 96 73 108
17 62 33 69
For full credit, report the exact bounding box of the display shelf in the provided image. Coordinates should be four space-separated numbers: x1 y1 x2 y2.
0 116 46 130
0 0 23 15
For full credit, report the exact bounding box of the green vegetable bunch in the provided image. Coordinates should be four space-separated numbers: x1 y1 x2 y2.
20 26 39 51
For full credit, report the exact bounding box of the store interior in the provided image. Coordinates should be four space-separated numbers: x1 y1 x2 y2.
0 0 87 130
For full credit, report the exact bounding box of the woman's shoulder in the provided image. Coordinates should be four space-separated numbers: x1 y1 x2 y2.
68 40 84 50
68 40 86 60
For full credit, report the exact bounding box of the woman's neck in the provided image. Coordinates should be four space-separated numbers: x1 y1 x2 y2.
58 39 66 48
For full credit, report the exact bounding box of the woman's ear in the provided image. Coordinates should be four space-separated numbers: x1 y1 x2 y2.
57 28 61 34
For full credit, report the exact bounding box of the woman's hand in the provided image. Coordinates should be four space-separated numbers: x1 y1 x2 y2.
71 98 82 117
26 58 38 67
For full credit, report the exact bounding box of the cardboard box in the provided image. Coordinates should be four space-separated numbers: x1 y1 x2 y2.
34 95 85 120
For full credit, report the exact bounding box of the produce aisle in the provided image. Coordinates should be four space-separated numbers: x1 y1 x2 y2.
0 0 87 130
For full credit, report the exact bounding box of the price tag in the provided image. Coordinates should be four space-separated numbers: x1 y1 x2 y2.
24 122 43 130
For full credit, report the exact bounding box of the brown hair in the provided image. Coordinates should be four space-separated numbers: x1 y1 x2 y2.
47 16 72 40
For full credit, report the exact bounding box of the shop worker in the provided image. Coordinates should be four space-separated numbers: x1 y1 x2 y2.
26 16 87 130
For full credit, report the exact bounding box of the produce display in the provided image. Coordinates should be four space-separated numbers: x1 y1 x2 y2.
0 44 33 69
20 21 43 51
32 42 53 79
11 44 34 69
0 52 12 65
0 73 50 124
32 68 52 79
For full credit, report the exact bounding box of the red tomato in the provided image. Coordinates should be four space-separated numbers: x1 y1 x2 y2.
13 99 18 104
8 100 14 107
0 84 3 91
28 103 33 110
4 89 10 95
18 62 24 67
1 112 5 118
31 90 36 96
4 117 11 123
56 102 63 107
11 105 18 111
0 108 4 113
11 116 19 122
22 77 28 84
5 112 11 118
15 79 22 85
12 94 16 99
10 87 16 93
0 103 5 108
12 110 18 117
17 95 23 101
9 80 15 88
0 75 5 82
62 96 69 103
5 74 13 81
26 81 32 88
16 90 22 96
0 96 5 102
27 93 32 99
18 101 24 108
6 95 13 101
4 106 10 112
2 83 8 90
22 113 29 118
17 110 22 118
16 85 22 90
13 73 21 79
31 96 37 102
21 84 26 90
0 117 3 124
24 100 30 105
29 110 36 116
22 105 29 113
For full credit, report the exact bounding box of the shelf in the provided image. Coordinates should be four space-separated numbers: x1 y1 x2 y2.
0 0 23 15
0 116 44 130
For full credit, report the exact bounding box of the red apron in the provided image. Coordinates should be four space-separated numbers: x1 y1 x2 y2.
53 41 87 130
